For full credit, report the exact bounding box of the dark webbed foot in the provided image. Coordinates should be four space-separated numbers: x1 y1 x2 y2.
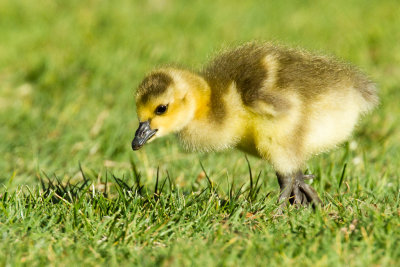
277 171 322 207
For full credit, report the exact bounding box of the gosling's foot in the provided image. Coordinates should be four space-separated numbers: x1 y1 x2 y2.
277 171 322 208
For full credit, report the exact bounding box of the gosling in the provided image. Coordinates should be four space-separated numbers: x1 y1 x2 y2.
131 43 378 207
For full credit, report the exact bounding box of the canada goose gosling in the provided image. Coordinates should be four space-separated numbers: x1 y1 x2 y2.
132 43 378 207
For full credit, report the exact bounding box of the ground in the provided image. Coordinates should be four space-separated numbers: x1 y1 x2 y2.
0 0 400 266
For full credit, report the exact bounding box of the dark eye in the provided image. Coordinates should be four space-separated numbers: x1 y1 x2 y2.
155 104 168 115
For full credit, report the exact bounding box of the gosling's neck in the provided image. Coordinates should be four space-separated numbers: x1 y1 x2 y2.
173 71 244 152
190 74 212 122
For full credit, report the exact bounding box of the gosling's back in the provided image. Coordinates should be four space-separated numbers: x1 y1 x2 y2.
202 43 377 117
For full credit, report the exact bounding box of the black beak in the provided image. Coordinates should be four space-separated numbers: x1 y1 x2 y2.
131 121 158 150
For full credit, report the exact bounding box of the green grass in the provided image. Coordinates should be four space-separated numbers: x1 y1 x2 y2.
1 0 400 266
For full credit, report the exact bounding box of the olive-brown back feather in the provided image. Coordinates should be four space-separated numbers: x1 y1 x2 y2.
201 43 377 118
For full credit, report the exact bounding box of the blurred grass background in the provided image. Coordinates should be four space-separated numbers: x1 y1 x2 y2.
0 0 400 265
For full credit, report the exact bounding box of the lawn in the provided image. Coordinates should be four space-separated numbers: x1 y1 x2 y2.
1 0 400 266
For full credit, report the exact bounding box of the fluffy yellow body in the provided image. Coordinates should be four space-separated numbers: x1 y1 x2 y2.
134 43 378 176
176 73 373 174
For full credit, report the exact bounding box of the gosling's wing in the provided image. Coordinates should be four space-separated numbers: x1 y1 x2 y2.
202 43 291 117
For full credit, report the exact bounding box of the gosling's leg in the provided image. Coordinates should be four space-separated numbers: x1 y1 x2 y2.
276 171 322 207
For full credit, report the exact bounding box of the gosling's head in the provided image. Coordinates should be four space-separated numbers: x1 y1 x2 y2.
132 70 197 150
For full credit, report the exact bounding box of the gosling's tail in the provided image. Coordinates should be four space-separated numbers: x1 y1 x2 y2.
355 77 379 114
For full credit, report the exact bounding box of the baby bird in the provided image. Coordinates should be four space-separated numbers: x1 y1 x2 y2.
132 43 378 207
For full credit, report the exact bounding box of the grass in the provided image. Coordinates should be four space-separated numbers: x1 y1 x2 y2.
1 0 400 266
